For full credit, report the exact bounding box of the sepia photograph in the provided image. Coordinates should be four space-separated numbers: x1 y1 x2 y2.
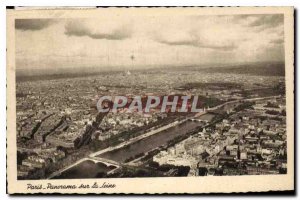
6 7 294 194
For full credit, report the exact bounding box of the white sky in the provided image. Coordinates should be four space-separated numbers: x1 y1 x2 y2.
15 14 284 70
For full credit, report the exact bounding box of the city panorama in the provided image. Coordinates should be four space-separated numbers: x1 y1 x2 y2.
15 14 287 179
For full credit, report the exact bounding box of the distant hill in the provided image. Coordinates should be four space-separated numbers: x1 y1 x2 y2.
195 61 285 76
16 67 123 82
16 61 285 82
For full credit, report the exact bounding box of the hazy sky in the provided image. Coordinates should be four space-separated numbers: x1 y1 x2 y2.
15 14 284 70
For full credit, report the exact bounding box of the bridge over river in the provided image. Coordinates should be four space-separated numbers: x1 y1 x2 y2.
47 157 120 179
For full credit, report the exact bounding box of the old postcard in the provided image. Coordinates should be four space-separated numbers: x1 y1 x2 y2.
6 7 294 194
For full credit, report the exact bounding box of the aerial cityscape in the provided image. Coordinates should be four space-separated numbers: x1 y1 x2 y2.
15 14 287 179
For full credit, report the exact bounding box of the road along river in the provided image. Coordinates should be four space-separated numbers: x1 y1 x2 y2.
98 120 201 163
